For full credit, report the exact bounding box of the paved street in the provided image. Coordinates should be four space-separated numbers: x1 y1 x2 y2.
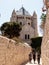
26 58 42 65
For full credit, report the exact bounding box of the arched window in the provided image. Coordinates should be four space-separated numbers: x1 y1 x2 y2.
25 34 30 39
28 23 30 25
20 22 22 25
25 34 27 39
28 34 30 39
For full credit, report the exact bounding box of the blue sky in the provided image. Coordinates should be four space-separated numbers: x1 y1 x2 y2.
0 0 43 35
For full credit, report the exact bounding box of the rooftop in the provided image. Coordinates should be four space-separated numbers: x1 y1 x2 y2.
16 6 31 16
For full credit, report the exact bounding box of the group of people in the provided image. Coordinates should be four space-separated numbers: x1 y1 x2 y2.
29 49 41 64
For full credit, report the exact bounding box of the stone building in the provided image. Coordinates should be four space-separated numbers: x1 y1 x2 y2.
10 6 38 44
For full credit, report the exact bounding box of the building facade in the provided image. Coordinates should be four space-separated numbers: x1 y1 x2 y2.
10 7 38 44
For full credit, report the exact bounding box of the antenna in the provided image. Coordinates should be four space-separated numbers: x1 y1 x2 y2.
20 0 23 7
22 4 23 7
0 14 1 17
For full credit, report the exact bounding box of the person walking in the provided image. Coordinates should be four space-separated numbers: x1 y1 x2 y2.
32 49 36 64
29 52 32 63
37 52 40 65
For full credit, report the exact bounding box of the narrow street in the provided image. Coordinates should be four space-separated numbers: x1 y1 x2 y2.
26 58 42 65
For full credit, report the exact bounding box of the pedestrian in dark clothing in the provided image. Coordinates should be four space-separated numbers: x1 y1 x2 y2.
29 52 32 63
33 51 36 64
37 52 40 64
32 48 36 64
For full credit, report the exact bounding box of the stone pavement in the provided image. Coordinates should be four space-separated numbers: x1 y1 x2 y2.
25 58 42 65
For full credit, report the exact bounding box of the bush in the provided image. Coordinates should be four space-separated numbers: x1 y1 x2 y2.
0 22 22 38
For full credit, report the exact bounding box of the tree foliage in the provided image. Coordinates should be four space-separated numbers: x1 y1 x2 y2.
0 22 21 38
40 13 46 31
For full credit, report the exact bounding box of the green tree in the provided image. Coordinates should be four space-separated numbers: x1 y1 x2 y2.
0 22 21 38
40 13 46 31
0 22 9 35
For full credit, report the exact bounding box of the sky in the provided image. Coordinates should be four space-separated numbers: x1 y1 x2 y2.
0 0 43 35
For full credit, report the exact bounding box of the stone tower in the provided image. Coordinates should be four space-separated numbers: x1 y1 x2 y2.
41 0 49 65
10 9 17 22
31 11 38 37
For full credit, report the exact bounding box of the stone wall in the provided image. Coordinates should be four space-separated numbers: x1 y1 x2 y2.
41 9 49 65
0 36 31 65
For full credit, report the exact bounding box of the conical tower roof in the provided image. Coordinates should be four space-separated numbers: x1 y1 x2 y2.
33 11 37 17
